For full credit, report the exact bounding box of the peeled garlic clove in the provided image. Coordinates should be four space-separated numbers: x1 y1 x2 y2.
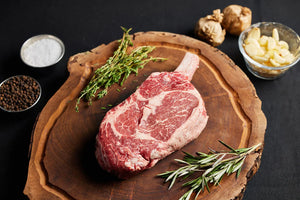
279 48 290 57
273 52 286 64
247 27 261 40
252 39 265 56
257 46 266 56
283 53 295 64
259 35 269 46
253 55 269 63
270 58 281 67
278 40 289 49
272 28 280 41
244 37 257 45
244 43 258 57
266 50 275 59
263 52 271 59
267 37 277 51
244 38 265 57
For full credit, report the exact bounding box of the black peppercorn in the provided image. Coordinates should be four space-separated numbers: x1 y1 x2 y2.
0 75 41 112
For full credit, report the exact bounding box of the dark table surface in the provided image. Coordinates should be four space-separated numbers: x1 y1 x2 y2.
0 0 299 200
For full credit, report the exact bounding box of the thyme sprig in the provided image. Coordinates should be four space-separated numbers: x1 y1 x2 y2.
75 27 167 112
158 141 262 200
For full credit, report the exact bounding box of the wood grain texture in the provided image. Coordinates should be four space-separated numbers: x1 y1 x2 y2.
24 31 267 200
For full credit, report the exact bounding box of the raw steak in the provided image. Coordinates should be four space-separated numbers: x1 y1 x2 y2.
95 52 208 178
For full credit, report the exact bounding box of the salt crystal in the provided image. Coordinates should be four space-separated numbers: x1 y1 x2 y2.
23 38 62 67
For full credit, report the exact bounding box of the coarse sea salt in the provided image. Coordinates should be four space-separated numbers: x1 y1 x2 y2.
23 38 62 67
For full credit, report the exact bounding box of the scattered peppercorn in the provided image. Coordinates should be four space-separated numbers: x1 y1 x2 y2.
0 75 41 112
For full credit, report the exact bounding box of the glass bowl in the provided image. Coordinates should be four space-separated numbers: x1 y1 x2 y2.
238 22 300 80
0 75 42 112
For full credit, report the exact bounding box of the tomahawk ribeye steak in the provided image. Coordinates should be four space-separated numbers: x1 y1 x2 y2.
95 52 208 178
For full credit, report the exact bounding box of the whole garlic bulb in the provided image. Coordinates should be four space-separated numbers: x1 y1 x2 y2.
195 9 226 46
221 5 252 35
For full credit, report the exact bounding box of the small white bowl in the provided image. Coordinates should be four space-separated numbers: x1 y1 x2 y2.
20 34 65 68
238 22 300 80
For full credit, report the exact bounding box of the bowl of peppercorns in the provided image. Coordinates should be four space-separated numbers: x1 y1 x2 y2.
0 75 41 112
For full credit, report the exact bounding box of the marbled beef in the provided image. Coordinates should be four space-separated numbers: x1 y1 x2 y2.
95 52 208 178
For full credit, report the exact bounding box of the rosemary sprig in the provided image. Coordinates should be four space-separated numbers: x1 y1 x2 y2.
75 27 167 112
158 141 262 200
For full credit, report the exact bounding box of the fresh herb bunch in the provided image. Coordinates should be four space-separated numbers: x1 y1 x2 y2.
75 27 167 112
158 141 262 200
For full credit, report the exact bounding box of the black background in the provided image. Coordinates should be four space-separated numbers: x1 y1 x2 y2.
0 0 299 199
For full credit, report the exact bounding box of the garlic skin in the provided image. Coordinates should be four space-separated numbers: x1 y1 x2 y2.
222 5 252 35
195 9 226 47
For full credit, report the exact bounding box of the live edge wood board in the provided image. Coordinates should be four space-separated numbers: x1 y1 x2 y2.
24 31 267 200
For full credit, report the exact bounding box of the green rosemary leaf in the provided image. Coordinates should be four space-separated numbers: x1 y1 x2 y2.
212 153 226 168
231 147 252 155
183 151 196 158
184 156 200 164
165 169 180 183
174 159 190 165
218 140 238 153
232 157 246 173
182 170 195 180
182 177 196 187
169 173 179 190
196 151 209 157
202 167 214 177
212 168 226 185
203 176 210 193
157 170 173 177
179 188 193 200
225 161 234 174
198 154 218 165
236 165 242 178
194 185 204 200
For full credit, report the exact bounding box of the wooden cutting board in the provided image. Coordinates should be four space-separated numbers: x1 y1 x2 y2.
24 31 266 200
